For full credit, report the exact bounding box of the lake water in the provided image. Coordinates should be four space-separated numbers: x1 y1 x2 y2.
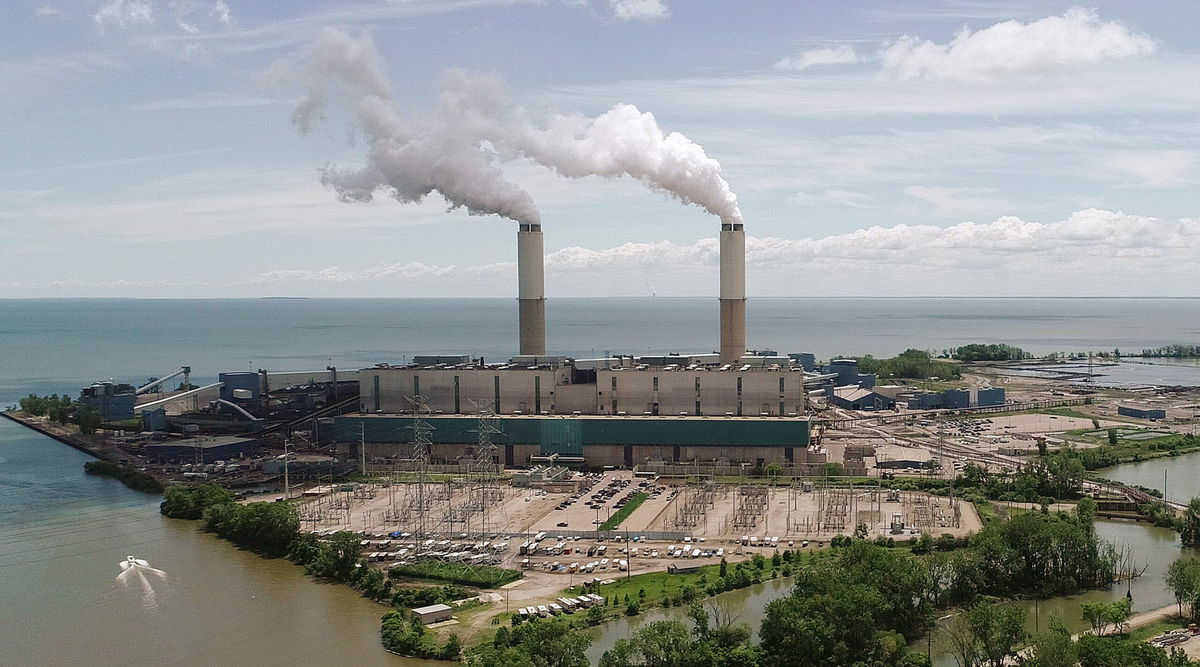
1104 451 1200 505
4 297 1200 403
3 297 1199 665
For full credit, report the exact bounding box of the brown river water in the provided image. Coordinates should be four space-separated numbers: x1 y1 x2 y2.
0 418 433 667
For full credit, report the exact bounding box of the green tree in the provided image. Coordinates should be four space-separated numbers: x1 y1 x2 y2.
952 344 1028 362
1081 601 1114 636
944 600 1027 667
819 462 844 477
1026 618 1077 667
1166 557 1200 622
160 484 235 519
201 501 300 558
1076 634 1187 667
600 620 695 667
1107 428 1119 446
320 530 363 581
441 633 463 660
1076 496 1098 525
1180 498 1200 547
493 626 512 648
758 556 928 666
466 644 536 667
505 618 591 667
380 610 437 658
78 408 103 434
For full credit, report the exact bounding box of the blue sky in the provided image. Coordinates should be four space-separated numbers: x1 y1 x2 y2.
2 0 1198 297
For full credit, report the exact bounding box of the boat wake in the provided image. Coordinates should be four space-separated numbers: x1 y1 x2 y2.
115 555 168 610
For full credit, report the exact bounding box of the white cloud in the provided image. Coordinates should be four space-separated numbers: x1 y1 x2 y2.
95 0 154 28
610 0 667 22
1095 150 1198 189
547 56 1200 119
243 210 1200 296
212 0 232 25
880 7 1155 81
903 186 1013 217
774 45 861 71
177 19 199 34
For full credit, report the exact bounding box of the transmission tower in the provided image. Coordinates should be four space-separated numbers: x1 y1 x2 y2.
466 399 505 536
402 395 434 549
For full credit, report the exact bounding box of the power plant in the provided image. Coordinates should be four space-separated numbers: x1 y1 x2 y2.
276 27 777 469
337 214 830 470
517 222 546 357
719 221 746 364
513 218 744 364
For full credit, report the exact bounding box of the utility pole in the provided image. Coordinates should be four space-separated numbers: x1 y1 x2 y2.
283 439 291 501
360 423 367 476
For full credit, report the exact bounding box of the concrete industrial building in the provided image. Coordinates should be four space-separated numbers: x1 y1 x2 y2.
1118 404 1167 420
333 215 799 468
333 413 811 468
829 386 896 411
360 354 808 418
412 604 453 625
827 359 877 389
144 435 257 463
78 382 137 421
907 387 1006 410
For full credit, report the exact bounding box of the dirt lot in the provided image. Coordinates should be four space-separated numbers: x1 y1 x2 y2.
297 469 980 546
640 485 981 541
972 413 1124 435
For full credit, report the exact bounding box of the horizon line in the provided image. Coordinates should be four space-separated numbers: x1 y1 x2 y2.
1 295 1199 301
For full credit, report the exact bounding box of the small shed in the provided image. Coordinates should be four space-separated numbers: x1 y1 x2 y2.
412 603 453 625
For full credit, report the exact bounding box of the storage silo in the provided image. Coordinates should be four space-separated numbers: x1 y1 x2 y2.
218 372 260 402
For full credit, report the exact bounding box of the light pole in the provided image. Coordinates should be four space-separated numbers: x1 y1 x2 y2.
283 439 291 501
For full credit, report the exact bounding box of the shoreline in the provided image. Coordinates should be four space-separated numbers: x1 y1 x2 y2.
1 411 104 460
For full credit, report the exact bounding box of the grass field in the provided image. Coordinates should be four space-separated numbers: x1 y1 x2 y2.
599 492 649 530
389 561 521 588
565 549 834 610
1128 615 1188 642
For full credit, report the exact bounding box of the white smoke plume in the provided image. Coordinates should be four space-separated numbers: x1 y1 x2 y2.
269 27 742 225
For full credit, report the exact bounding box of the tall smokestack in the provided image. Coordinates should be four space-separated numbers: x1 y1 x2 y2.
518 223 546 356
719 222 746 364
